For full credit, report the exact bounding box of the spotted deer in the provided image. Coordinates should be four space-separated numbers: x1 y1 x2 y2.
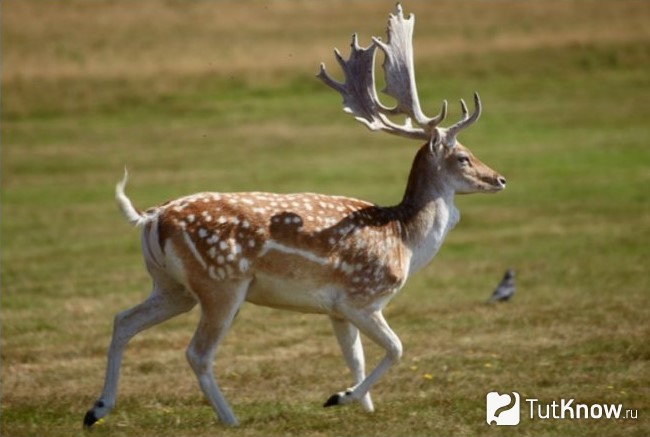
84 4 505 428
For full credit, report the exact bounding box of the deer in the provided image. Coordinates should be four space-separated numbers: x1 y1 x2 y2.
83 4 505 428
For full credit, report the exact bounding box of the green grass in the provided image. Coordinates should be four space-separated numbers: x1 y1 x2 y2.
2 1 649 436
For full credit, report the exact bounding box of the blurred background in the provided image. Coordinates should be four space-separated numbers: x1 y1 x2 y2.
2 1 648 436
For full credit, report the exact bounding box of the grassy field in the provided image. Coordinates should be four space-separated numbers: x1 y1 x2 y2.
2 1 649 436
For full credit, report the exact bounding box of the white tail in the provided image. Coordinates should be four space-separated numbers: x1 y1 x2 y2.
85 4 505 428
115 169 147 228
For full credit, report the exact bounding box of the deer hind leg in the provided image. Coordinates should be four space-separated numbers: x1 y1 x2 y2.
329 317 374 412
185 277 251 427
324 309 402 409
83 280 196 428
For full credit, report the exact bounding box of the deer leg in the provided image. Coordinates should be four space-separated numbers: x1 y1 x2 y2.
185 278 250 427
324 309 402 408
83 284 196 428
329 317 374 412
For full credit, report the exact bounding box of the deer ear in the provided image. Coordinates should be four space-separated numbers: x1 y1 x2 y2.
427 131 444 155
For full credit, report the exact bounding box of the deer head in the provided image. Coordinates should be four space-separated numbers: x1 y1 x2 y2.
317 4 506 200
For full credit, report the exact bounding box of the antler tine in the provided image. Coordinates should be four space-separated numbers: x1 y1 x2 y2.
317 32 429 140
445 92 482 146
373 3 447 134
459 99 469 119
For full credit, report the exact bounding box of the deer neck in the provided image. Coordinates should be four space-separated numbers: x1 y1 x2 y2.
396 145 459 275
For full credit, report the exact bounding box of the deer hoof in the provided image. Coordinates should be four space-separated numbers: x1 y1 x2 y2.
323 393 341 407
83 410 99 428
323 389 353 407
83 400 108 429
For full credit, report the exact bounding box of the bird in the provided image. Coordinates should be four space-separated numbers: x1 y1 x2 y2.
487 269 515 303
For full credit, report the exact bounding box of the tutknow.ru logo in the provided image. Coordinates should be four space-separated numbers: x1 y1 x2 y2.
486 392 521 425
486 392 638 426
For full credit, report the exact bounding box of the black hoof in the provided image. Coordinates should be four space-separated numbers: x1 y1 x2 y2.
83 410 99 429
323 393 341 408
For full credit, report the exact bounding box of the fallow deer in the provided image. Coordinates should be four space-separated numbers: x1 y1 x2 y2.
84 4 505 428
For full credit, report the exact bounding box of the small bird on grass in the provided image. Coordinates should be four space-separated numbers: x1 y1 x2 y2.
487 269 515 303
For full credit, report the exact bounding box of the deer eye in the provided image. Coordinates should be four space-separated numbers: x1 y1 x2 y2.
457 155 470 165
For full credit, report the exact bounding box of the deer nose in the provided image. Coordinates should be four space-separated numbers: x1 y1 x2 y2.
497 176 507 187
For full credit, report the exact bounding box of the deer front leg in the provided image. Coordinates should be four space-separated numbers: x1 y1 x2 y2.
329 317 374 412
324 309 402 408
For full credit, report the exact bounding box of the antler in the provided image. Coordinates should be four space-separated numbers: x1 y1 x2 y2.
372 4 447 130
317 3 481 146
317 33 429 140
444 92 482 147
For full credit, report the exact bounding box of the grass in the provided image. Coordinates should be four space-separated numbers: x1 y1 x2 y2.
2 1 649 436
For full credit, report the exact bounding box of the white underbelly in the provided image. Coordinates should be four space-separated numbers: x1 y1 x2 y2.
245 272 342 315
